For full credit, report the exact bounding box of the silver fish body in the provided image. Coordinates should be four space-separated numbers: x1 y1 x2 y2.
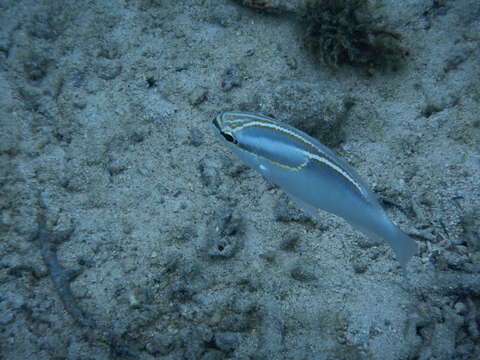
212 111 417 269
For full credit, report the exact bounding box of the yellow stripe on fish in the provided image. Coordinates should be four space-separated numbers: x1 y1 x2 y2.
229 119 368 199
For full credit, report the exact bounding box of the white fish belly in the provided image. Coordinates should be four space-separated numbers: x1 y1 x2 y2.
260 154 379 222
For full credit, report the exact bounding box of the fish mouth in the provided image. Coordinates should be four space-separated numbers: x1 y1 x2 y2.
212 114 237 144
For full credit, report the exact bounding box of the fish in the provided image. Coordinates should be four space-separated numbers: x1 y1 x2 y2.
212 111 418 271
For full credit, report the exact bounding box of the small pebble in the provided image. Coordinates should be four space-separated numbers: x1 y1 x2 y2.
454 301 467 316
290 264 317 282
189 87 207 106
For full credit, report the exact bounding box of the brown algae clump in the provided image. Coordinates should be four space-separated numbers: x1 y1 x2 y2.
302 0 408 72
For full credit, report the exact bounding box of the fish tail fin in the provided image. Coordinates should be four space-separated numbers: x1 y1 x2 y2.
386 226 418 273
354 220 418 273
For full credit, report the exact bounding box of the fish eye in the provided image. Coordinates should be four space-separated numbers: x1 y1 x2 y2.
221 131 237 144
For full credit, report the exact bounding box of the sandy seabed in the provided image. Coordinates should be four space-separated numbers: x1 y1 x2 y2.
0 1 479 359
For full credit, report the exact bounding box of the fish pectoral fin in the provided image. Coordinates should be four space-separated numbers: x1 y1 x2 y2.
285 192 320 219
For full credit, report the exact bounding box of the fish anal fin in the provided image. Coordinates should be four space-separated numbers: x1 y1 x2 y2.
285 192 320 219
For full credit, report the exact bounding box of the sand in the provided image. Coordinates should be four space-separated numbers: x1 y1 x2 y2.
0 0 479 359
